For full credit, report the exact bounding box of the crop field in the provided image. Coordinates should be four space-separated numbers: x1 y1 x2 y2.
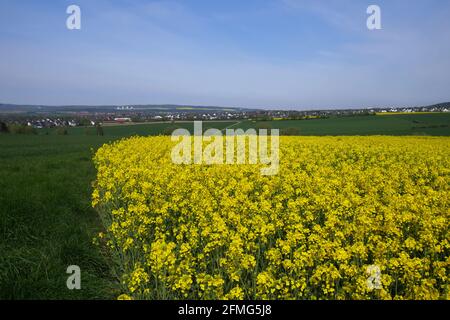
1 114 449 300
39 113 450 137
238 113 450 136
93 136 449 300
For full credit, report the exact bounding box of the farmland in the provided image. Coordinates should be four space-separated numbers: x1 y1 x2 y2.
38 113 450 137
93 136 449 299
0 113 449 299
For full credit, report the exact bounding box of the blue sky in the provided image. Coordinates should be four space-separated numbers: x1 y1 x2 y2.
0 0 449 109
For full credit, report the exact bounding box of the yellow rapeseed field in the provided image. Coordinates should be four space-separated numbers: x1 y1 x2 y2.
92 136 449 300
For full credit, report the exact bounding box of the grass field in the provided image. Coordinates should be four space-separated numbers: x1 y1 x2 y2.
0 135 118 299
246 113 450 136
0 113 449 299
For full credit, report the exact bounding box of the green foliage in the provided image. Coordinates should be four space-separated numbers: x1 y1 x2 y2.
0 121 9 133
96 125 104 136
79 118 92 127
8 124 37 135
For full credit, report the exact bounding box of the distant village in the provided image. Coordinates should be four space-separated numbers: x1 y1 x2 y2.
0 103 448 129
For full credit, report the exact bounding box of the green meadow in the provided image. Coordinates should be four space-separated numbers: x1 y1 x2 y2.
246 113 450 136
0 113 449 299
0 135 117 299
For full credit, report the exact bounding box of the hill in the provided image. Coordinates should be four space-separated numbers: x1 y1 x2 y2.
0 103 260 114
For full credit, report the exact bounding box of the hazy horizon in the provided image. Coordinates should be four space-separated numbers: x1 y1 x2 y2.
1 0 449 109
0 100 448 112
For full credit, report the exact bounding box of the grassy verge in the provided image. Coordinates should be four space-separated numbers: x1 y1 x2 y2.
0 135 119 299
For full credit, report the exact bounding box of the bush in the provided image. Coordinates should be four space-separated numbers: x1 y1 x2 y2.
0 121 9 133
96 125 104 136
8 124 37 135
